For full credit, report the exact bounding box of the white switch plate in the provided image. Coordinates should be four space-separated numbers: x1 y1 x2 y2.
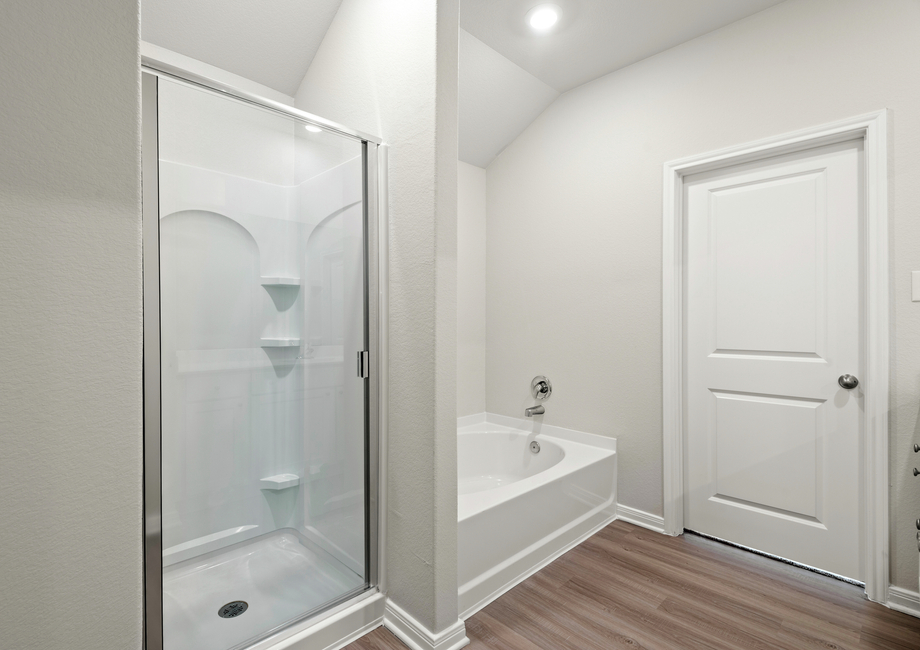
914 271 920 302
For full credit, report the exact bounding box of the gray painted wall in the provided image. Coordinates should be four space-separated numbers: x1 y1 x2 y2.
0 1 144 648
485 0 920 590
457 161 487 417
296 0 462 634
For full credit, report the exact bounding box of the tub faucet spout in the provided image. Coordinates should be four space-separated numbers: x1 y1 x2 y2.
525 405 545 417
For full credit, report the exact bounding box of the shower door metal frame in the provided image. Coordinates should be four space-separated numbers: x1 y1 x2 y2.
141 67 384 650
142 70 163 650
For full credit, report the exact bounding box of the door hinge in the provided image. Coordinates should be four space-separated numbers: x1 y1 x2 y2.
357 350 370 378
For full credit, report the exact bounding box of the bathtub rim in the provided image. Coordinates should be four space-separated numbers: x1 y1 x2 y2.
458 412 617 451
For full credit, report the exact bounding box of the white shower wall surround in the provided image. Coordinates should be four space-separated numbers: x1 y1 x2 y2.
159 154 366 574
457 413 617 619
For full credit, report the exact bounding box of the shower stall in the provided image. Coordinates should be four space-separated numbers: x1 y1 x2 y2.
142 67 381 650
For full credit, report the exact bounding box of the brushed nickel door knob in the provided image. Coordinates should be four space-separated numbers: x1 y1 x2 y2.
838 374 859 389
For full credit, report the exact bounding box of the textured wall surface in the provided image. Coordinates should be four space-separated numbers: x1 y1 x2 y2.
485 0 920 590
457 161 487 416
296 0 462 633
0 1 143 648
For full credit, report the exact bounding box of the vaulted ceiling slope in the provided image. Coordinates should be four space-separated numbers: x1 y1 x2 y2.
142 0 344 96
460 0 787 92
460 29 558 168
142 0 788 168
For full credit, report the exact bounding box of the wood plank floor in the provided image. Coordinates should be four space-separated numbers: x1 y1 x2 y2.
345 521 920 650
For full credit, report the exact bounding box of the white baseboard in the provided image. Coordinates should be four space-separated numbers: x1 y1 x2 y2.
616 504 666 534
318 618 383 650
384 600 470 650
888 586 920 619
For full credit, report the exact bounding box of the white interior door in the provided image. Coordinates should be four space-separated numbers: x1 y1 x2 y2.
684 139 863 580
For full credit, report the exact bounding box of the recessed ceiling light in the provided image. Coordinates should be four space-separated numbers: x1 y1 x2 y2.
527 4 561 32
305 124 322 133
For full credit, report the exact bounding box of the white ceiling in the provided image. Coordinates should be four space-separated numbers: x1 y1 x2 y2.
143 0 788 167
459 30 558 168
460 0 787 92
142 0 343 96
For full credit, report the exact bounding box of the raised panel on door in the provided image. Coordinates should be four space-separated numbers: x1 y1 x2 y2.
710 171 826 358
685 139 862 580
710 390 824 522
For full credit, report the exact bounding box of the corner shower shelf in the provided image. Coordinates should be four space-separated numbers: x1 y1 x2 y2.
260 338 302 348
260 276 301 288
259 474 301 490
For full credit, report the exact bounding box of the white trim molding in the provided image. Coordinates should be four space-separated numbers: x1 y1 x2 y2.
888 586 920 620
384 601 470 650
661 111 890 603
616 504 666 534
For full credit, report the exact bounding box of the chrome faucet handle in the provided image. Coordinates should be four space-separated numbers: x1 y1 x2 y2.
531 376 552 400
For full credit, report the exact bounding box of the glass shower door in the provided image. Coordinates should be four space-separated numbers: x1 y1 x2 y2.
152 75 370 650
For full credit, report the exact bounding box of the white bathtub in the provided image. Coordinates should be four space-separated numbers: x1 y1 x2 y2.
457 414 617 619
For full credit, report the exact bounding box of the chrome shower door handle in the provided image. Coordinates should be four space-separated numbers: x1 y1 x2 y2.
838 374 859 390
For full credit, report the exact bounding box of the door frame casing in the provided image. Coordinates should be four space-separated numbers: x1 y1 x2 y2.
661 111 890 603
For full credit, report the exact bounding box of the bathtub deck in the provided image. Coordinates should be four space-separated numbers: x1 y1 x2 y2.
345 520 920 650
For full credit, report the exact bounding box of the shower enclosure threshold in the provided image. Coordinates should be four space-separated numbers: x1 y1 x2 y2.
162 529 365 650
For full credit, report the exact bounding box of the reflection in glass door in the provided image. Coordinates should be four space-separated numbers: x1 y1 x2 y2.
143 71 377 650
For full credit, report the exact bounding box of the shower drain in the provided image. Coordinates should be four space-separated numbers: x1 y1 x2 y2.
218 601 249 619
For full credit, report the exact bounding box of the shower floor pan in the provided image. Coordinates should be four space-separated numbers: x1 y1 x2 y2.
163 528 365 650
